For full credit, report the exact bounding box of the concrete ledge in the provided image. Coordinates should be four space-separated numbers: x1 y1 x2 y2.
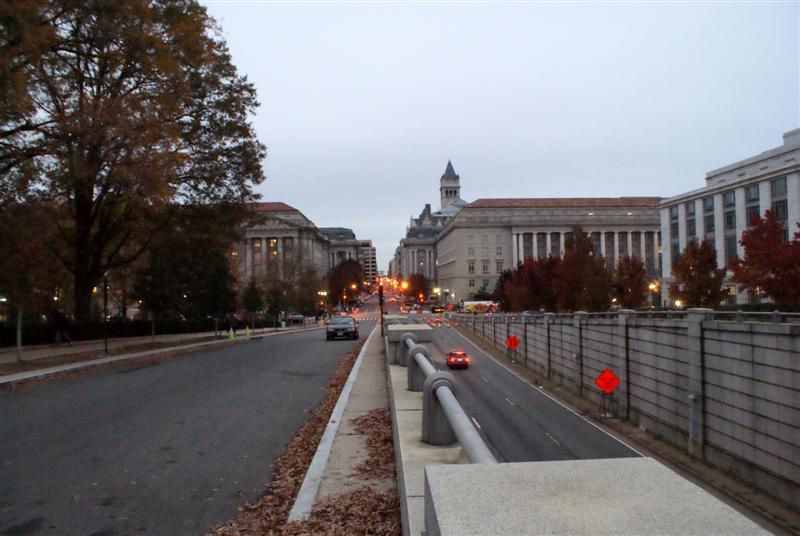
387 349 462 536
424 458 768 536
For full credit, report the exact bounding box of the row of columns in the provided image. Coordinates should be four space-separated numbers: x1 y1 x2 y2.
510 230 660 271
245 235 317 279
402 247 436 279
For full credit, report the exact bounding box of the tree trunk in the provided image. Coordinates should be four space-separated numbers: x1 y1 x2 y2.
15 307 23 363
74 268 96 321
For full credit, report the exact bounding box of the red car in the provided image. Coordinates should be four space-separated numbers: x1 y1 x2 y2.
446 350 470 369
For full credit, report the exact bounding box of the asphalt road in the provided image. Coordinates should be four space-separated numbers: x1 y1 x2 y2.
420 313 638 463
0 316 376 535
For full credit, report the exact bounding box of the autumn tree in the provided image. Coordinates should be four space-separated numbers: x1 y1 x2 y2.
0 201 67 359
554 226 611 312
614 256 648 309
241 278 262 327
1 1 266 319
731 210 800 307
669 240 727 308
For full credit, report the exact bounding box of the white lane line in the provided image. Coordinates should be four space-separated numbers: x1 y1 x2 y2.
505 397 516 407
450 328 647 458
481 376 489 383
471 417 482 430
545 432 561 446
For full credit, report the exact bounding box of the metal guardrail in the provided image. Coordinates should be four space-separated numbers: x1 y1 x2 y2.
402 336 497 464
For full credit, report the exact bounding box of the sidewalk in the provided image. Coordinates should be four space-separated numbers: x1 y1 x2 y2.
0 323 324 386
0 322 320 366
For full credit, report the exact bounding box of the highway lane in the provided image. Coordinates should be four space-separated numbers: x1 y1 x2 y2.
420 314 638 463
0 316 375 536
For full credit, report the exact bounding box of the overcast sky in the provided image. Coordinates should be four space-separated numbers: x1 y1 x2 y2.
202 0 799 271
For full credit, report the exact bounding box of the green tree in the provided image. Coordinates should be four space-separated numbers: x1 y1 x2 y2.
133 206 238 320
731 210 800 307
472 287 492 300
614 256 648 309
669 240 727 308
327 259 364 304
1 1 266 319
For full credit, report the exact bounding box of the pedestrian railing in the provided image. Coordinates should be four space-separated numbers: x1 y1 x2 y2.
398 333 497 464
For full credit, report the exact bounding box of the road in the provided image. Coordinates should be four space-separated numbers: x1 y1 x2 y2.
0 315 376 535
417 312 638 463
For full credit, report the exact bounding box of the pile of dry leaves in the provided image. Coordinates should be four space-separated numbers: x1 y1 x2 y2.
352 408 396 480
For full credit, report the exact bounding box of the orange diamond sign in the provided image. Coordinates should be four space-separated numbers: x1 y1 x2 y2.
595 368 619 394
505 335 520 350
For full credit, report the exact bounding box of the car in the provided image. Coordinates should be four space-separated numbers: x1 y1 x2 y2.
326 315 359 340
288 313 305 322
446 349 470 369
431 305 445 313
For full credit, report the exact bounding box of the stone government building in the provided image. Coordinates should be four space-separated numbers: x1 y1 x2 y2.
436 197 662 303
391 163 662 303
233 202 377 289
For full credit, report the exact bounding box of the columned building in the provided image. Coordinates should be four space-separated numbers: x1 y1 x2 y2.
393 161 468 280
660 128 800 306
236 202 329 282
436 198 662 302
319 227 378 285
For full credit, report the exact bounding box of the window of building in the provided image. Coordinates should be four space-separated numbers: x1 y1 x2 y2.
687 219 696 242
482 260 489 273
685 202 695 217
468 279 475 288
703 196 714 213
482 279 489 289
724 235 738 266
496 246 502 256
496 234 502 243
670 206 679 220
496 260 504 273
745 185 760 227
771 177 788 241
467 234 475 243
724 211 736 231
771 176 787 199
704 214 715 233
481 246 489 256
723 191 735 208
745 184 759 203
468 246 475 256
482 234 488 243
468 261 475 274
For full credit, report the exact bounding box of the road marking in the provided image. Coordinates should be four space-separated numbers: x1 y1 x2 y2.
481 376 489 383
450 327 647 457
505 397 516 407
545 432 561 446
471 417 482 429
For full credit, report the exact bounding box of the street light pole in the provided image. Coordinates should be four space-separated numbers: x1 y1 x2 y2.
103 275 109 355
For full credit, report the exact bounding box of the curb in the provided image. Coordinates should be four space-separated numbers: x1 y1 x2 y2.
287 325 379 522
0 325 325 387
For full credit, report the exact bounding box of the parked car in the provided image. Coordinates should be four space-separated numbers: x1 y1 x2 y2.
431 305 445 313
446 349 470 369
326 316 359 340
288 313 305 322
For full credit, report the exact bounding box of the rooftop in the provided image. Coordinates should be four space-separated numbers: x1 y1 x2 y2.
249 202 297 213
467 197 662 209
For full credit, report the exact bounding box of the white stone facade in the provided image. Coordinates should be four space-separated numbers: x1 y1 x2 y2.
660 128 800 305
436 198 662 302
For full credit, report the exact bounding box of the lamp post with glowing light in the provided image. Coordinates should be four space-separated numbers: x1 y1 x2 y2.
648 280 661 308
